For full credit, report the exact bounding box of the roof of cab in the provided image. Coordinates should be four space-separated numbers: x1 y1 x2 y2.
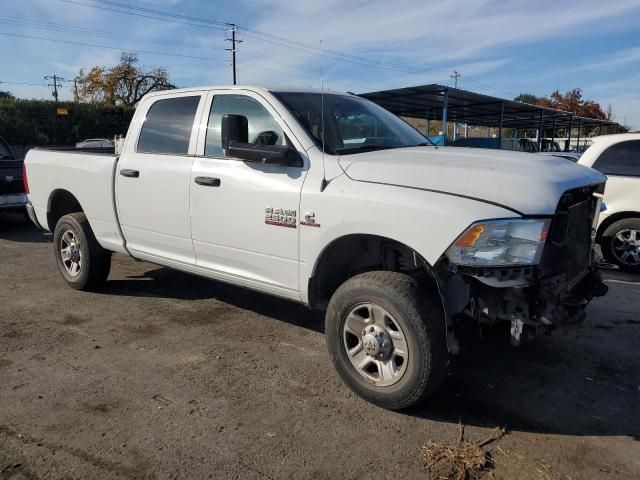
143 85 351 98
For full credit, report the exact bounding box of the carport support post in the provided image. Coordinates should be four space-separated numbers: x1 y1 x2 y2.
567 116 573 151
441 87 449 145
425 113 430 136
551 117 556 149
498 101 504 148
537 110 544 151
576 119 582 152
599 124 603 136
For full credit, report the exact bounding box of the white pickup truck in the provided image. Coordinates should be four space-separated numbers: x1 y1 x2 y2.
25 86 608 410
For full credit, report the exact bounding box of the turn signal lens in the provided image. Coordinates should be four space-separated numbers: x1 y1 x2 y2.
454 224 484 247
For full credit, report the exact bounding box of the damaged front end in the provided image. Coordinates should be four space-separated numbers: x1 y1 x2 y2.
436 184 608 347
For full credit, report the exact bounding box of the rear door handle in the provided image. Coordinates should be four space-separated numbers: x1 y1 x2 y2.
195 176 221 187
120 169 139 178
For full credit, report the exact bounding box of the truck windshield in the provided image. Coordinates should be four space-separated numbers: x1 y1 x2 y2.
273 92 432 155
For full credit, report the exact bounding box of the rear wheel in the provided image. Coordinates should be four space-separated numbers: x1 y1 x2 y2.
325 271 447 410
53 212 111 290
601 218 640 273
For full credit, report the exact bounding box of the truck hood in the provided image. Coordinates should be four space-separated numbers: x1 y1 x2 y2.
338 146 606 215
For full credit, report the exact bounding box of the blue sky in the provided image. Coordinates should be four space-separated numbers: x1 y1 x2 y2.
1 0 639 128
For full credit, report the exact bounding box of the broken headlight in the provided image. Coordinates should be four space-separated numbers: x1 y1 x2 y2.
446 219 550 266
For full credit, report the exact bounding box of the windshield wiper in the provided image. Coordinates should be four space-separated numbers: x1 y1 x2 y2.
335 145 400 154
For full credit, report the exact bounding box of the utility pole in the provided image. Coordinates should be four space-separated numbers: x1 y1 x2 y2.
44 75 65 102
450 70 461 88
225 25 242 85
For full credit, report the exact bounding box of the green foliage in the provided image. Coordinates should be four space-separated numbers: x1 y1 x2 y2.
0 98 134 147
513 93 540 105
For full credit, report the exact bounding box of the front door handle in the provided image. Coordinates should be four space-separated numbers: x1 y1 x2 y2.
120 169 140 178
195 176 221 187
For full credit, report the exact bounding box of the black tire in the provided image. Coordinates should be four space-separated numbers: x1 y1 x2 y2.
325 271 448 410
53 212 111 290
600 218 640 273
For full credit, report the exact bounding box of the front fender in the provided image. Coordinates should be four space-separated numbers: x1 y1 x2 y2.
298 176 515 303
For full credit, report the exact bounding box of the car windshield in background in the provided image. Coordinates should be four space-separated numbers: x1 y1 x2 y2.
273 92 432 155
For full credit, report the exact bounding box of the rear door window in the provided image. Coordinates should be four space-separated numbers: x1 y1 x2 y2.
592 140 640 176
137 96 201 155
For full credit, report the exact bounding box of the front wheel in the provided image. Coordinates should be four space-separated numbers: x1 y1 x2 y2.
600 218 640 273
325 271 448 410
53 212 111 290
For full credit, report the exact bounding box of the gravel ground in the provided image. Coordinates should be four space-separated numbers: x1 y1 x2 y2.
1 211 639 480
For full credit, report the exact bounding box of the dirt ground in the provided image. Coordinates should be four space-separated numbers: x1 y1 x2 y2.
1 211 639 480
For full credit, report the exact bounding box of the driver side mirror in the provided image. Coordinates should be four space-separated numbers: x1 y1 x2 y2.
221 114 301 167
221 114 249 151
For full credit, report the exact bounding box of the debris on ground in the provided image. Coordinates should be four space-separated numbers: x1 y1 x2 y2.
420 423 507 480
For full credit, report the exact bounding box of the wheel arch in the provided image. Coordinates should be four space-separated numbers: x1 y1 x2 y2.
597 211 640 241
307 233 441 311
47 189 85 232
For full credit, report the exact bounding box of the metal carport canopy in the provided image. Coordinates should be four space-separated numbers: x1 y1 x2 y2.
359 84 618 130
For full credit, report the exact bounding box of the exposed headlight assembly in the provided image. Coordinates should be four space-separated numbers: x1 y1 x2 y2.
446 219 550 267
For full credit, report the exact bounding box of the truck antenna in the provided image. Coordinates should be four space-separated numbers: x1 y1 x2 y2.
320 39 328 192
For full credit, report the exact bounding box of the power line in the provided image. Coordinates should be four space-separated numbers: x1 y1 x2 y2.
0 15 324 83
92 0 231 28
60 0 229 32
0 80 59 87
461 76 519 99
0 31 319 85
0 31 228 62
62 0 452 76
4 0 510 95
0 15 216 50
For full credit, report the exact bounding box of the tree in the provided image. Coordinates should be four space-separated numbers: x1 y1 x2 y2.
74 52 175 106
514 93 540 105
0 91 14 99
514 88 608 119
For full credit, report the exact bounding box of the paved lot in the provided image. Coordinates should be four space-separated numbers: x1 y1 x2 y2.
1 211 639 479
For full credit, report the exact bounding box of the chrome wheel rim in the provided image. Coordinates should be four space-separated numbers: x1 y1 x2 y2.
60 230 82 277
342 303 409 387
612 229 640 266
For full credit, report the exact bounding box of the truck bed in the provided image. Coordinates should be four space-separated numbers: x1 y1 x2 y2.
24 148 126 253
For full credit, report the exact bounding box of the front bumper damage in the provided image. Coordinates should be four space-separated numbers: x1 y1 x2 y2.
466 266 607 346
436 183 608 347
